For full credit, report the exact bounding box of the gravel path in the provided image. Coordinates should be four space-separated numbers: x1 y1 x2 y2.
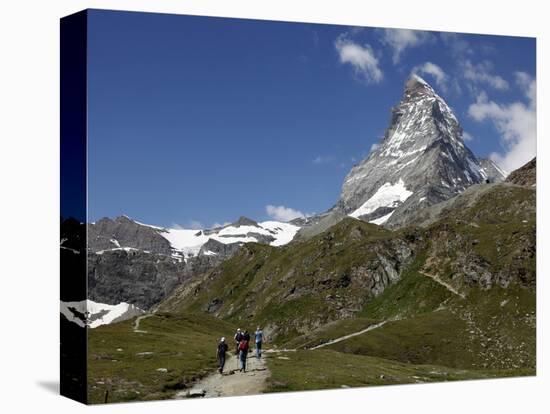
175 353 270 399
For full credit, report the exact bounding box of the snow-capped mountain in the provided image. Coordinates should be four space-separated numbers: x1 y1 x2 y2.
89 215 300 261
335 74 505 227
60 299 144 328
82 215 301 316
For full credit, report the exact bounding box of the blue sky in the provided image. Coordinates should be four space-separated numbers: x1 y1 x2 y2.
87 9 536 228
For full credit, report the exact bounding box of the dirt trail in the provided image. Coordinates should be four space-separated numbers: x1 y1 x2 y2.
419 270 466 299
132 313 154 333
175 354 270 399
309 321 388 350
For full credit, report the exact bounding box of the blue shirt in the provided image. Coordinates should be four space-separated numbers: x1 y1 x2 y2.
255 330 263 343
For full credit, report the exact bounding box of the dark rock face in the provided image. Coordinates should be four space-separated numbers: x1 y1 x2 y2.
87 249 228 310
87 250 186 310
334 75 505 228
88 216 172 255
506 157 536 187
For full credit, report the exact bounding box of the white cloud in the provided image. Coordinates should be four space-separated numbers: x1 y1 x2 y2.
412 62 448 91
370 143 380 152
462 131 474 142
335 36 383 84
468 73 536 172
380 28 433 63
463 60 509 91
266 205 306 222
515 71 536 102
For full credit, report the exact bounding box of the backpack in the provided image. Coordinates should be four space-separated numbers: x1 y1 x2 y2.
238 339 249 352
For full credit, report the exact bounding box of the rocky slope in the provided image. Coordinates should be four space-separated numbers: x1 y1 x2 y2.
506 157 536 186
332 75 504 228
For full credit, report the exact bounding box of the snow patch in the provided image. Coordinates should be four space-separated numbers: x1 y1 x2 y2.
259 221 300 246
146 219 300 257
60 300 144 328
350 179 413 218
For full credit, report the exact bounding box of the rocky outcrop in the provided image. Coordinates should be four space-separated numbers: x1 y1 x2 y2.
88 216 172 255
198 239 242 257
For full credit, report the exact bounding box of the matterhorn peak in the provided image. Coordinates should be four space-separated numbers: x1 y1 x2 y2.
334 76 505 228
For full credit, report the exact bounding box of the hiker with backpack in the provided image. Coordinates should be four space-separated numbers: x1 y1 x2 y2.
238 335 250 372
234 328 243 357
254 326 264 359
217 337 228 374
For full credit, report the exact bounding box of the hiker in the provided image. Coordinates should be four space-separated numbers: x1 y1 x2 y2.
242 329 251 342
254 326 264 359
217 337 228 374
234 328 243 356
238 336 250 372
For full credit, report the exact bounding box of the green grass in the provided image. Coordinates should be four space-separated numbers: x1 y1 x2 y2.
265 349 532 393
87 313 234 404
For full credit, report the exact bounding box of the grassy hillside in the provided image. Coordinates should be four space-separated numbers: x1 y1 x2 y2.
87 313 234 404
266 349 530 393
158 219 419 343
